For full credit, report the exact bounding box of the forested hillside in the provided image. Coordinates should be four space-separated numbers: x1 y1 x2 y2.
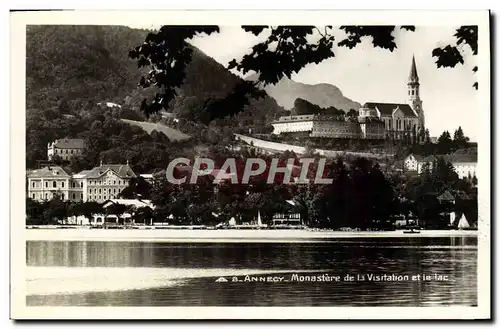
26 25 286 169
26 25 151 112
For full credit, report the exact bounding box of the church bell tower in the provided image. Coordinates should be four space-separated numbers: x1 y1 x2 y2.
408 55 424 130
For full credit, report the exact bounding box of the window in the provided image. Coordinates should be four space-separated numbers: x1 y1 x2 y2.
72 193 75 199
109 188 111 194
52 181 56 188
65 149 68 154
80 182 83 188
412 90 415 96
71 150 74 154
61 193 64 200
45 182 48 188
72 182 75 188
45 193 48 199
32 182 35 188
99 188 101 194
113 180 116 185
61 182 65 188
32 193 35 199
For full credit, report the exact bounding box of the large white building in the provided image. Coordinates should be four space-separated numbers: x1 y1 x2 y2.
271 114 385 140
27 162 136 202
404 153 477 180
47 138 86 161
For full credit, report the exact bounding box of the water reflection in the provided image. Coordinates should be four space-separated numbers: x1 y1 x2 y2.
26 237 477 306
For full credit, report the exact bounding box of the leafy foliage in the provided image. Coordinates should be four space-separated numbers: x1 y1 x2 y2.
431 26 478 89
292 98 345 116
129 26 220 116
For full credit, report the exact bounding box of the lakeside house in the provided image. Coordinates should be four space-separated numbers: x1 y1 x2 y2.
63 199 154 226
102 198 155 225
27 161 136 202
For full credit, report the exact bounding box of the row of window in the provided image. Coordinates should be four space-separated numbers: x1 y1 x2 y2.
88 194 118 201
384 119 417 131
89 188 123 195
54 148 80 155
409 89 419 96
31 192 82 200
31 180 129 189
32 181 84 189
88 179 126 186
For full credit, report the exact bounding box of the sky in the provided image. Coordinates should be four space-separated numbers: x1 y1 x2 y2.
136 25 479 141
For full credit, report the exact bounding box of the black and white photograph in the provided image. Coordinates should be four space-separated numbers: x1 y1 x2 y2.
9 9 491 320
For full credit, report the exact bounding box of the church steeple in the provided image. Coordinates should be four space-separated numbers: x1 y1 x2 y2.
407 55 420 99
408 55 419 83
407 55 424 130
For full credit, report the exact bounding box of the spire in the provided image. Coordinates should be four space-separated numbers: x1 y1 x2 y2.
409 55 419 81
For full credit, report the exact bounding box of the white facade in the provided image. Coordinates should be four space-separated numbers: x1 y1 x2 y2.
28 163 136 203
271 116 314 134
404 154 477 179
404 155 419 172
453 162 477 179
28 166 73 201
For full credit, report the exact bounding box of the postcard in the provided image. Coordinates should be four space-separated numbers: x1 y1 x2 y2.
10 9 491 320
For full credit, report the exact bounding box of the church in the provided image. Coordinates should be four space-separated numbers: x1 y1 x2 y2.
270 56 426 141
358 56 425 139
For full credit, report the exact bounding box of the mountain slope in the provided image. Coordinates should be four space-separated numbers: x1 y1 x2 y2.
250 76 362 112
26 25 151 112
26 25 285 124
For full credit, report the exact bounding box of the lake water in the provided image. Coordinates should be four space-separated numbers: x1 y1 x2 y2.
26 237 477 307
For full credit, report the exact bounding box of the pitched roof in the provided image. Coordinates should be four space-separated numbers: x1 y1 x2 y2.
272 115 315 123
27 166 71 178
50 138 85 149
77 164 136 179
441 154 477 164
422 155 437 162
363 102 417 118
438 191 455 202
406 154 424 162
102 199 154 209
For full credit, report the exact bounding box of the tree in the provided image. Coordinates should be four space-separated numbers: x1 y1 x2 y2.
431 26 478 89
135 206 154 225
347 109 358 118
437 131 454 154
26 198 48 224
453 126 470 149
42 199 68 224
119 176 153 199
130 25 477 119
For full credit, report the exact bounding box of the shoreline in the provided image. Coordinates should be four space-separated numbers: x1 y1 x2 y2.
24 228 479 242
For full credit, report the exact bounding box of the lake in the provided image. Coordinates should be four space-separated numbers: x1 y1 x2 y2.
26 237 477 307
